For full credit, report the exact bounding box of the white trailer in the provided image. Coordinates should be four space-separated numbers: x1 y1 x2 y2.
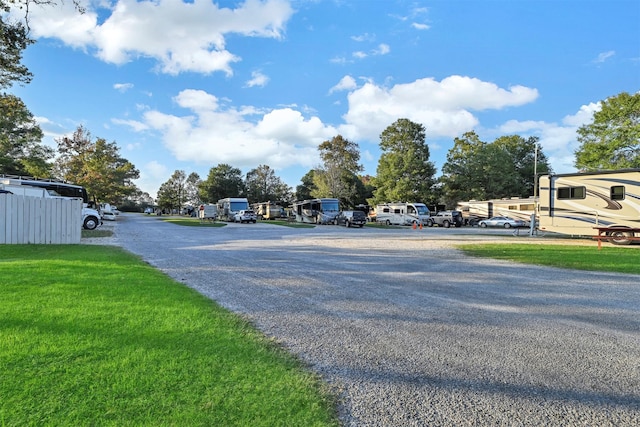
373 202 430 226
291 198 340 224
537 169 640 243
198 204 218 220
216 197 249 221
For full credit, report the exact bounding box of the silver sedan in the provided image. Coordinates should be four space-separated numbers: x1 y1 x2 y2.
478 216 527 228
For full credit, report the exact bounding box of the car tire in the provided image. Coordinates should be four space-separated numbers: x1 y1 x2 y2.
480 222 487 228
385 220 391 226
346 220 351 228
504 223 511 229
443 220 450 228
83 216 99 230
426 219 434 227
334 219 338 225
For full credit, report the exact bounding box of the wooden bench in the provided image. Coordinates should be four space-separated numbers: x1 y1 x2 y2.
592 227 640 249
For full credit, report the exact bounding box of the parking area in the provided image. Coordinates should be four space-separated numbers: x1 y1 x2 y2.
103 214 640 426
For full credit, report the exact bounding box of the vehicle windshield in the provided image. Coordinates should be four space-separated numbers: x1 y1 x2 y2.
230 201 249 211
322 200 339 212
415 205 429 215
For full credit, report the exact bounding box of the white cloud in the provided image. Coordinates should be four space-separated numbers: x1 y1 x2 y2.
329 75 357 94
593 50 615 64
373 43 390 55
114 83 134 92
412 23 430 30
132 89 337 170
23 0 294 75
245 71 270 88
497 102 601 174
341 75 539 140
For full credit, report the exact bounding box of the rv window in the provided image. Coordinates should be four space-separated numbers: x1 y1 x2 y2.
611 186 625 200
394 209 401 214
520 204 535 211
557 186 586 199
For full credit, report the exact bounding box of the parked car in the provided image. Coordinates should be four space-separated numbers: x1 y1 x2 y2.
102 211 117 221
234 209 257 223
478 216 527 229
335 210 367 228
426 210 463 228
144 207 154 214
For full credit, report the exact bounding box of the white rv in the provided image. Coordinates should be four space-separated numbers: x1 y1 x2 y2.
373 202 430 226
0 176 102 230
217 197 249 221
538 169 640 243
291 198 340 224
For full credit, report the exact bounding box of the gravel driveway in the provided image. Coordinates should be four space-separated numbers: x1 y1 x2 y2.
92 214 640 426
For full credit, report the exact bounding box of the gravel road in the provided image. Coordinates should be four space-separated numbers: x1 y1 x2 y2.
90 214 640 426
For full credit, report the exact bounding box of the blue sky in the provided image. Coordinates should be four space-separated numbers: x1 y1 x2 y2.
9 0 640 198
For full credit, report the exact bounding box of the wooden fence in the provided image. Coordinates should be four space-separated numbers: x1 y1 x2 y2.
0 194 82 244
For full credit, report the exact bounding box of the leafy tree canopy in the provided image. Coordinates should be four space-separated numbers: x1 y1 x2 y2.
372 118 436 205
0 92 51 176
156 170 188 212
440 131 551 207
244 164 292 204
312 135 364 207
55 125 140 203
575 91 640 171
198 163 245 203
0 0 32 89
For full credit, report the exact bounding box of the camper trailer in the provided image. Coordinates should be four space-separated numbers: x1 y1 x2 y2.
291 198 340 224
537 169 640 243
373 202 430 226
456 197 537 226
198 204 218 220
252 201 286 220
217 197 249 221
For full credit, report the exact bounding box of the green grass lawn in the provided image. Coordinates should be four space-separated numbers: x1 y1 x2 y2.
458 243 640 274
0 245 338 426
161 217 227 227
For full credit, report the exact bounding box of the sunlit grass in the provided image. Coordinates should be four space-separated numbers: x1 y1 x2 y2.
162 218 227 227
0 245 338 426
458 243 640 274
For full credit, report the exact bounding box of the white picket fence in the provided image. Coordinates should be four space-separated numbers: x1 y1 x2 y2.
0 194 82 244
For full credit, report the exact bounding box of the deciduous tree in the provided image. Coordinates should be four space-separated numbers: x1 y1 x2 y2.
312 135 364 207
575 92 640 171
440 131 550 207
372 118 436 205
55 125 140 203
0 93 51 176
244 164 292 204
199 163 245 203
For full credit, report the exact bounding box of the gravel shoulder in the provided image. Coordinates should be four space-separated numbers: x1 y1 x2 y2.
83 214 640 426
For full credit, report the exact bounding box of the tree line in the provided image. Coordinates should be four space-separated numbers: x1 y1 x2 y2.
2 1 639 212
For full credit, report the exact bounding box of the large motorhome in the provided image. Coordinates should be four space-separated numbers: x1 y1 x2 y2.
373 202 430 226
0 176 102 230
252 201 286 220
291 198 340 224
217 197 250 221
456 197 537 225
537 169 640 242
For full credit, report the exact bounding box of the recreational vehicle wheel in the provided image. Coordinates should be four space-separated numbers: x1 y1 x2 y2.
83 216 99 230
385 219 391 226
607 229 634 245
